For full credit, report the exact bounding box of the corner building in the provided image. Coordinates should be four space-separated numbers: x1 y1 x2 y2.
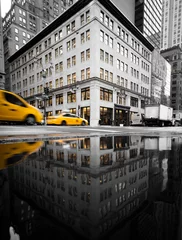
8 0 154 127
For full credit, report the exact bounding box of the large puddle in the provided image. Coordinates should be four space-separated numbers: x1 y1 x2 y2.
0 135 182 240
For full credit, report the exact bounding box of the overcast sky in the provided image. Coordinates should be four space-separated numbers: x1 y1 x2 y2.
1 0 11 18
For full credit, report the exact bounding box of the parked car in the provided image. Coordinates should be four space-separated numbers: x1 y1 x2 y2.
0 89 43 125
46 113 88 126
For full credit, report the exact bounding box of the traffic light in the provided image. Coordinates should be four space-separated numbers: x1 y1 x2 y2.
44 87 49 95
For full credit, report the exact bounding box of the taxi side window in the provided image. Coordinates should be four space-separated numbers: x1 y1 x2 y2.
63 114 71 117
4 92 26 107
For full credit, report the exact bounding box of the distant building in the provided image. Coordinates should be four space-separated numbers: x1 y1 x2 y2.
161 0 182 50
110 0 135 24
151 49 171 106
2 0 77 90
0 1 5 89
134 0 163 50
161 45 182 111
8 0 154 126
110 1 171 107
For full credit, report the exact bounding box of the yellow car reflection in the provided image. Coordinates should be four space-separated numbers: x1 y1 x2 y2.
46 113 88 126
0 141 43 170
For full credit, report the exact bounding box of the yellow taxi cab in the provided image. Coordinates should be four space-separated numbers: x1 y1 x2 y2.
0 89 43 125
0 141 43 170
47 112 88 126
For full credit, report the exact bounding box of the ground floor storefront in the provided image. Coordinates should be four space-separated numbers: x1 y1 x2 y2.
28 78 146 127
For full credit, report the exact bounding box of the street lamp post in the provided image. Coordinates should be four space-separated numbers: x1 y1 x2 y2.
33 57 53 125
42 70 49 125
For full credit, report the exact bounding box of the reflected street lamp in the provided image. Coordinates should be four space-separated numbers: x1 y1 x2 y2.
42 69 49 125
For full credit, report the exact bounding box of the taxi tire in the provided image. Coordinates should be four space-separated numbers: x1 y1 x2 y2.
81 121 86 126
25 115 35 125
61 120 67 126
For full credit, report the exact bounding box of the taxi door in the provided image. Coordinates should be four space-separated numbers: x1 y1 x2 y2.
63 113 77 125
0 91 27 121
70 114 80 125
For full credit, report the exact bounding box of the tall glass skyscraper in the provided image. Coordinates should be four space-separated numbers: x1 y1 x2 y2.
135 0 163 50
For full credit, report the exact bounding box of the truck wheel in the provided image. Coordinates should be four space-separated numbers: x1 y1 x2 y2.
160 122 164 127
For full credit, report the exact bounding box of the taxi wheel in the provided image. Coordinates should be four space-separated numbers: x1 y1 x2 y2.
81 121 86 126
25 115 35 125
61 120 67 126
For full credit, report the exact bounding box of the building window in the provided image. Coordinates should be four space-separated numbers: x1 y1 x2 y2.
130 97 138 107
105 15 109 26
81 33 85 44
55 33 58 42
71 21 75 31
81 51 85 62
100 88 113 102
100 49 104 61
100 11 104 22
110 19 113 30
67 41 71 51
56 94 63 105
59 45 63 55
110 55 113 65
100 68 104 79
86 49 90 60
105 34 109 45
67 92 76 103
81 87 90 100
105 52 109 63
109 37 113 48
72 72 76 83
86 68 90 79
66 24 71 35
80 14 84 25
110 72 113 82
100 30 104 42
86 30 90 41
81 69 85 80
72 38 76 48
67 74 71 84
55 48 58 58
86 10 90 22
67 58 71 68
105 70 109 81
72 55 76 66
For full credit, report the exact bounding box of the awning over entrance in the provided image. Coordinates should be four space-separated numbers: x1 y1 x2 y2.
114 104 130 111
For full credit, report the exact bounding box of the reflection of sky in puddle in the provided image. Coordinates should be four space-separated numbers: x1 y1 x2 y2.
0 135 182 240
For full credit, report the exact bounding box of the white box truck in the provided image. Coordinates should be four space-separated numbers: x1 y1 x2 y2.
144 104 173 127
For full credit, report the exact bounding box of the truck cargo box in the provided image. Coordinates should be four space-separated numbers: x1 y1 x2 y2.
144 104 173 126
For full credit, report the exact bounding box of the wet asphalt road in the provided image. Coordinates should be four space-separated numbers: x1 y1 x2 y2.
1 125 182 143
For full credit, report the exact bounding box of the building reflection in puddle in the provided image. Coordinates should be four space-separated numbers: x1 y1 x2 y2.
0 135 182 240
